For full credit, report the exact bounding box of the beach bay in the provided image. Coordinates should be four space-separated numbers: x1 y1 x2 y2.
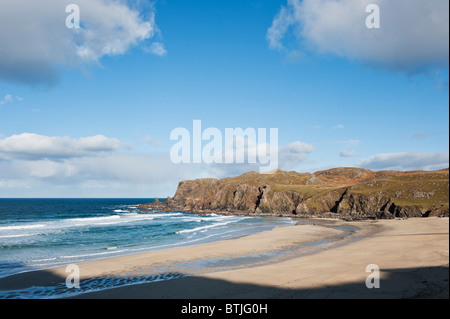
0 217 447 299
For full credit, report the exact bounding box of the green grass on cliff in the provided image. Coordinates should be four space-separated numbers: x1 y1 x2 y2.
177 168 449 211
351 170 449 209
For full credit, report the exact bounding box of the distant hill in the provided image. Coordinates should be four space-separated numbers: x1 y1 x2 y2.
140 167 449 220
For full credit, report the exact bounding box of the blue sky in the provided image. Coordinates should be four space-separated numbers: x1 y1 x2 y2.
0 0 448 197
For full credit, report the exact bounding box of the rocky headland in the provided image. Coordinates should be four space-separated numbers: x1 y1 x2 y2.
139 167 449 220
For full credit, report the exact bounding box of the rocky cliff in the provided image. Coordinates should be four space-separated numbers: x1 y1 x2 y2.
140 167 449 220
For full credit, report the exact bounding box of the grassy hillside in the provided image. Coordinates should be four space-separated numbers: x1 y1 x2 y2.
150 167 449 219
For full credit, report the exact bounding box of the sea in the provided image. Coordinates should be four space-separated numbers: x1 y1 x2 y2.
0 198 296 280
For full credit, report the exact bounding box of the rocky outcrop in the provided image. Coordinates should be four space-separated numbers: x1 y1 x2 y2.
138 167 449 220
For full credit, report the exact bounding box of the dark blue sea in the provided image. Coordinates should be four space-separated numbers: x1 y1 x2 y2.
0 198 295 279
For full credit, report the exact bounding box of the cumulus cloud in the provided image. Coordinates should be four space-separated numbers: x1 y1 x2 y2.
356 151 449 171
338 140 360 158
208 139 315 177
411 131 431 139
278 141 315 169
144 42 168 57
203 135 276 177
0 133 126 160
267 4 296 51
267 0 449 74
142 135 164 147
0 94 13 105
0 131 316 196
340 150 358 158
0 153 204 197
0 94 24 106
0 0 159 85
0 132 201 197
338 139 360 148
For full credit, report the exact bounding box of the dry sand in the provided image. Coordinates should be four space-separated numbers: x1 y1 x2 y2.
0 217 448 299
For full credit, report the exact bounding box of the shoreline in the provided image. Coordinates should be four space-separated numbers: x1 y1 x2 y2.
0 209 295 281
0 217 448 299
0 219 360 298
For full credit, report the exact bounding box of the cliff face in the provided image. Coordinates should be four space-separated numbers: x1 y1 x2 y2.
143 168 449 220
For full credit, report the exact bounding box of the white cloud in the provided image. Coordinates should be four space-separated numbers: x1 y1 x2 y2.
340 150 358 158
278 141 315 169
0 132 205 197
267 4 296 51
267 0 449 74
0 94 24 106
0 132 316 196
338 139 360 147
411 131 431 139
222 137 315 169
222 136 274 165
144 42 168 57
338 140 360 158
356 151 449 171
27 160 78 179
0 153 204 197
0 133 126 160
208 139 315 177
0 0 159 85
0 94 13 105
333 124 345 129
142 135 164 147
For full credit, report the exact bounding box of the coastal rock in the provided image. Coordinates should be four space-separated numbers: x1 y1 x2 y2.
231 184 260 213
142 167 449 220
376 211 395 219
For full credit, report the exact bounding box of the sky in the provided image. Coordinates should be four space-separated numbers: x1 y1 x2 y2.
0 0 449 198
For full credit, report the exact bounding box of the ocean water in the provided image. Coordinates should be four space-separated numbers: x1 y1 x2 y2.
0 198 295 279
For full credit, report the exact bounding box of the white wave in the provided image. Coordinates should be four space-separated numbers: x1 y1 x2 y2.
29 257 58 263
208 215 244 221
0 213 159 238
177 221 231 234
60 249 131 259
115 214 154 222
152 212 183 218
0 233 36 239
70 215 121 223
63 214 153 226
113 209 130 213
93 221 124 226
143 233 221 250
0 224 46 231
174 216 206 223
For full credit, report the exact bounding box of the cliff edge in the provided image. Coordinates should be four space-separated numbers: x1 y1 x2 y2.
140 167 449 220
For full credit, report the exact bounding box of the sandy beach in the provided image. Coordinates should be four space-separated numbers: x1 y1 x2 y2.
0 217 448 299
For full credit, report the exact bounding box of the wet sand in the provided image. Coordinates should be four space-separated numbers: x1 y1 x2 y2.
0 217 448 299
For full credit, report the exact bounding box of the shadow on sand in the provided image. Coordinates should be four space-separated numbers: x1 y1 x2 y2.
72 265 449 299
0 265 448 299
